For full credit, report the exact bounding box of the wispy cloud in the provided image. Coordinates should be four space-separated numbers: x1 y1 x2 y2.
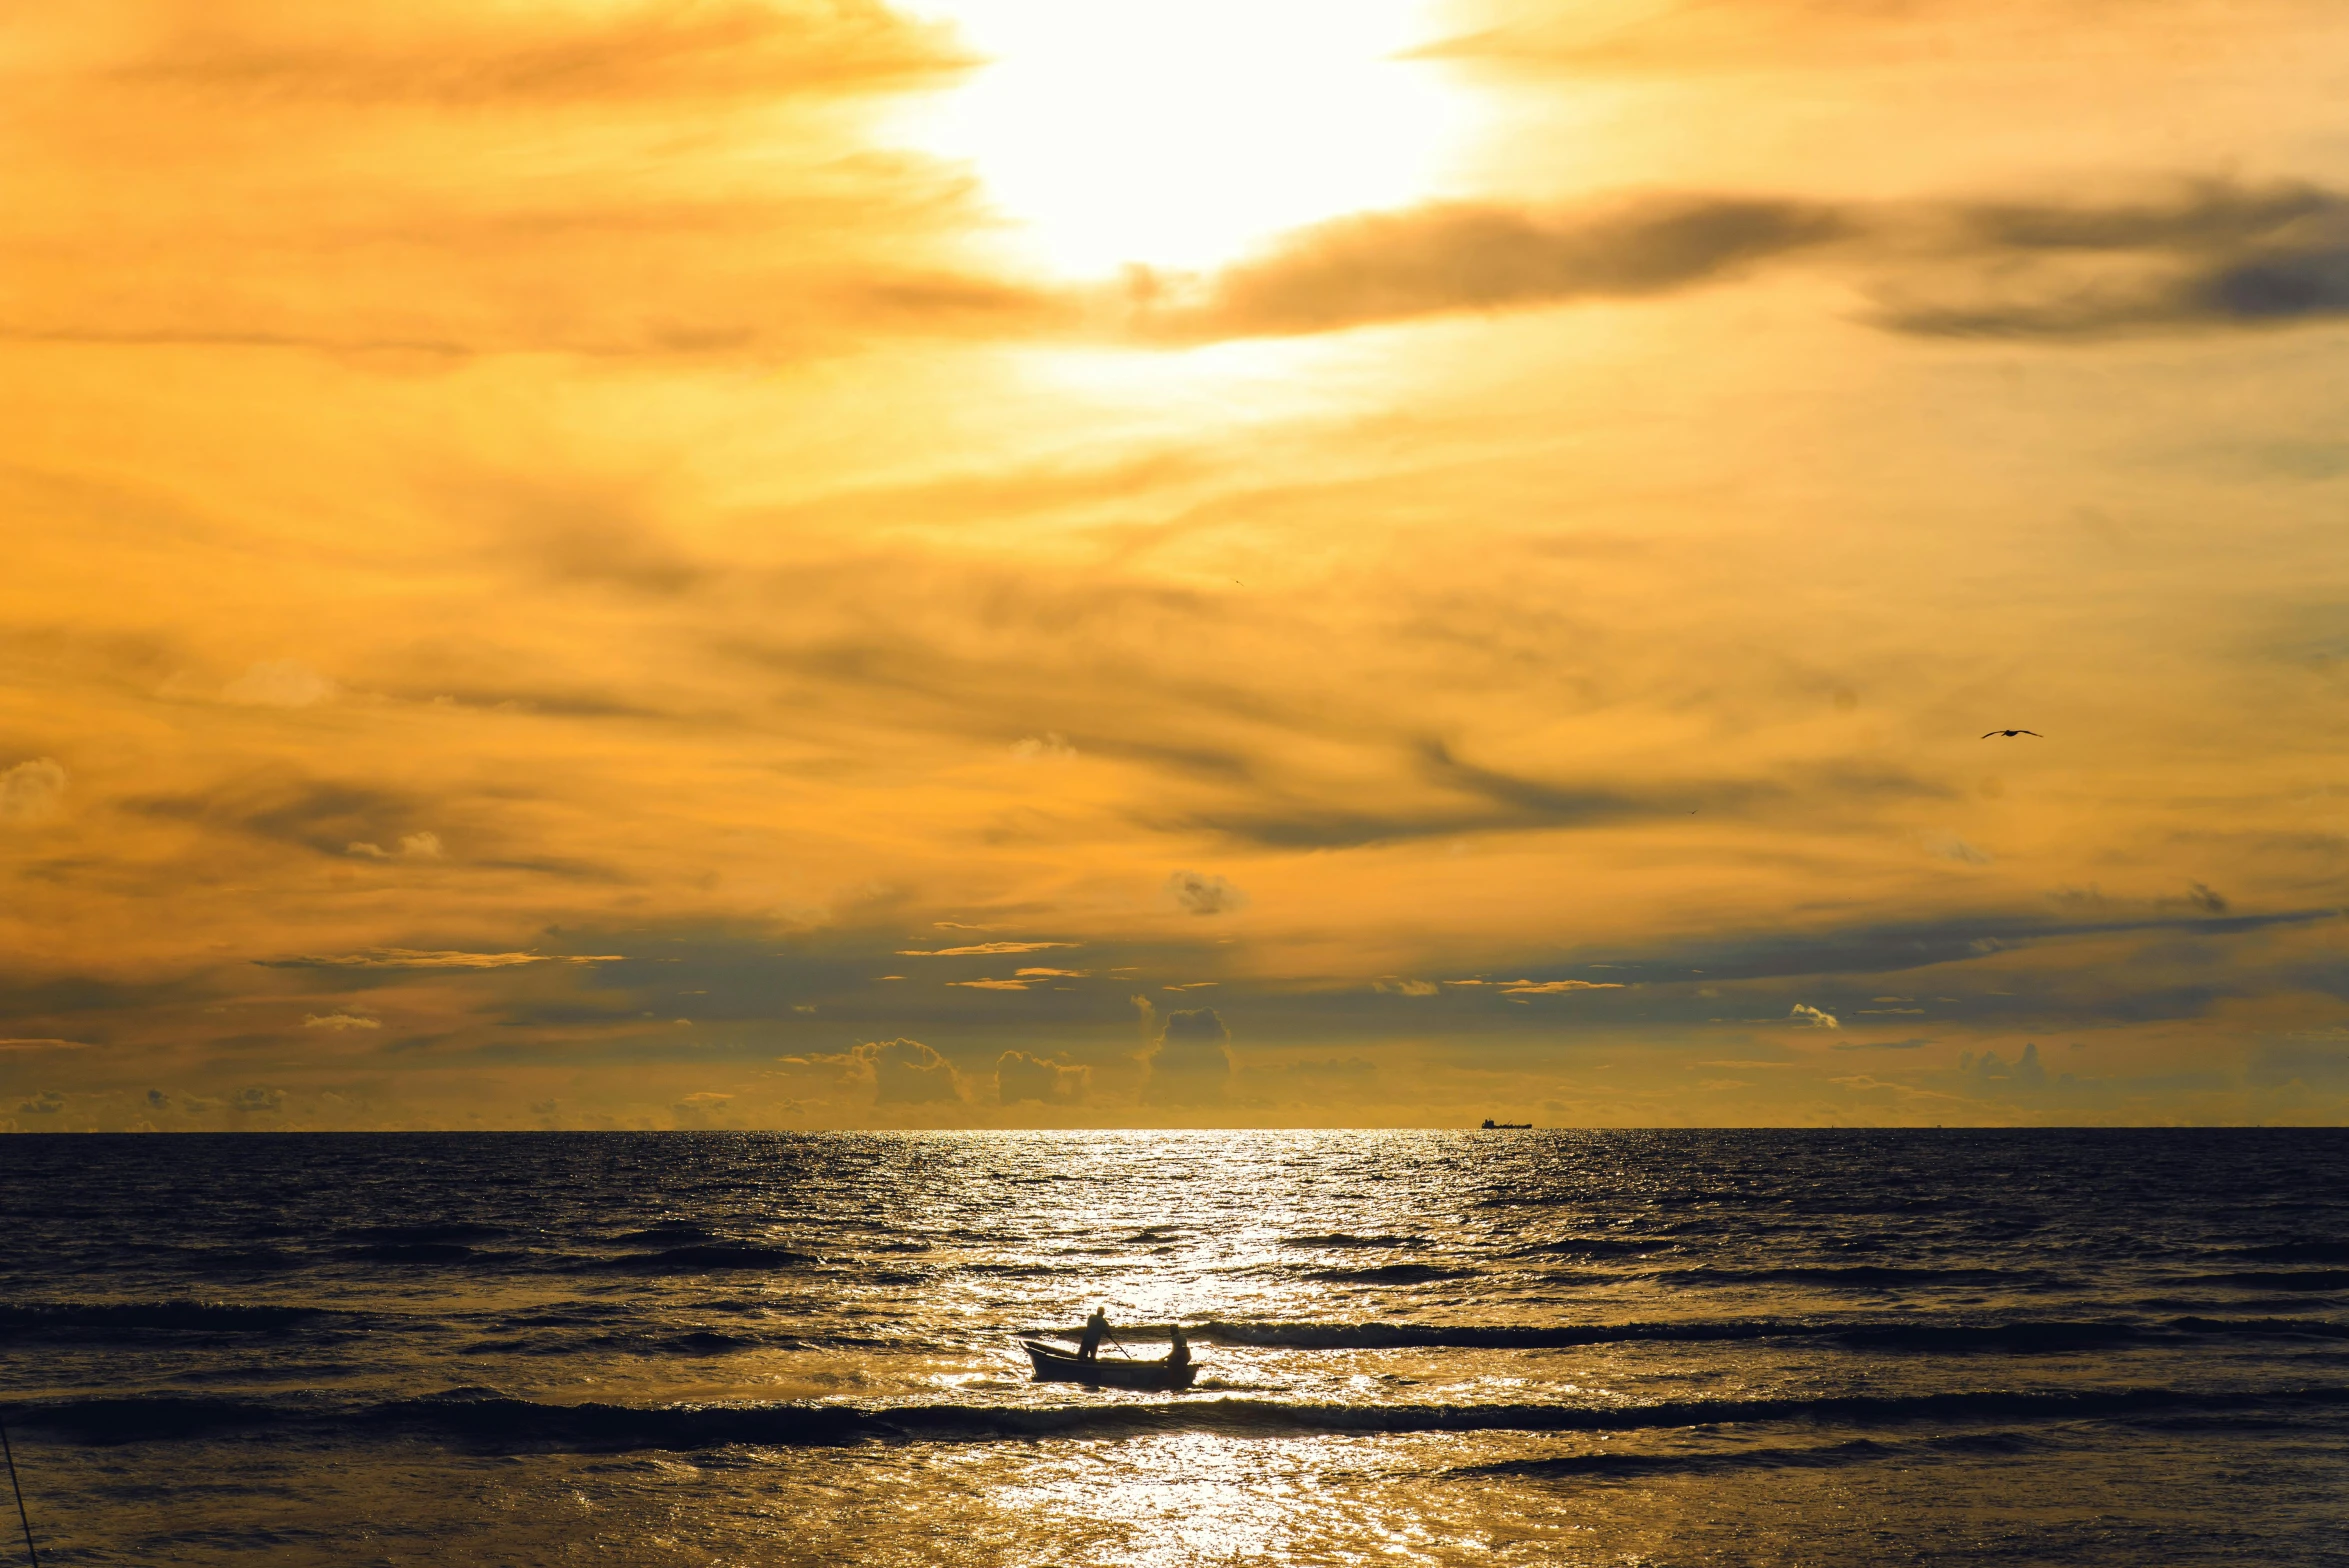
996 1049 1087 1105
222 660 335 708
260 949 621 970
0 759 69 824
118 1 973 105
896 942 1079 956
0 1 1022 361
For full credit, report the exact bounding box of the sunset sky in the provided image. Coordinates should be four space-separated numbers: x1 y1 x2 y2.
6 0 2349 1130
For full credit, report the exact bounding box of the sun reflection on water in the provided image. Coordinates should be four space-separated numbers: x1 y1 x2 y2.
11 1132 2343 1564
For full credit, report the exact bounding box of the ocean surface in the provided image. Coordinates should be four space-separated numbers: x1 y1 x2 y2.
2 1130 2346 1566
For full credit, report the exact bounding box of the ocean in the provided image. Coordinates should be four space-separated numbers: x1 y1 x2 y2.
1 1130 2345 1566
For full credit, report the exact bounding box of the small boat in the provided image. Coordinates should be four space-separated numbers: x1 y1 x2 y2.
1021 1338 1197 1391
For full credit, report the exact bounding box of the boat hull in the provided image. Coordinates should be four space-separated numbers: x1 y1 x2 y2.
1021 1339 1197 1391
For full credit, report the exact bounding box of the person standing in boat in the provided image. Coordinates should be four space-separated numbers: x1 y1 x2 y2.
1167 1323 1190 1371
1078 1306 1110 1361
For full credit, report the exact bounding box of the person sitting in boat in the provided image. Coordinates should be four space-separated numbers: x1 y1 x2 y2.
1167 1323 1191 1370
1078 1306 1110 1361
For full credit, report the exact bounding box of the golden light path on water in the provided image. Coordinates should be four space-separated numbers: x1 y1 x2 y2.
8 1131 2349 1562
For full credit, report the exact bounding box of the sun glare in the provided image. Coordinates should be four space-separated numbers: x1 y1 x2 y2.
898 0 1470 278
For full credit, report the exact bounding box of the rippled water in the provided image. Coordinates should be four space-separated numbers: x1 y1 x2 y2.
3 1130 2346 1565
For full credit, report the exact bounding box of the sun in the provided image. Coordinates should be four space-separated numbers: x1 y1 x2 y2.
896 0 1471 278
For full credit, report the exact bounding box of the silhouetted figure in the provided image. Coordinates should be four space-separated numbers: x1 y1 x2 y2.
1982 729 2042 738
1168 1324 1191 1371
1079 1307 1109 1362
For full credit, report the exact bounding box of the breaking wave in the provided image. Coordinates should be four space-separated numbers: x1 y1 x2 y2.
1451 1429 2049 1480
16 1384 2348 1452
2219 1242 2349 1264
1305 1265 1481 1285
2188 1271 2349 1292
0 1301 345 1337
586 1245 821 1273
1194 1316 2349 1351
1650 1266 2043 1289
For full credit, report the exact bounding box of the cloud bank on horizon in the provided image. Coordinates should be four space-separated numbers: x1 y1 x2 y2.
5 0 2349 1130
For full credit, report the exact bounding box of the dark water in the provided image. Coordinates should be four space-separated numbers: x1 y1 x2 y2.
2 1130 2346 1566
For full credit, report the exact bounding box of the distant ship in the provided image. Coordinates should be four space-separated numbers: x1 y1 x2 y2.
1479 1118 1532 1129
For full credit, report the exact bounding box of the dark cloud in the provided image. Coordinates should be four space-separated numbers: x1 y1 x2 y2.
1125 179 2349 347
464 855 632 884
1180 737 1861 849
1183 739 1676 848
858 1037 961 1104
381 684 676 721
1954 183 2331 253
1180 805 1494 850
995 1049 1087 1105
129 769 428 857
1166 870 1246 916
1872 183 2349 337
122 764 625 883
45 174 2339 358
2248 1040 2349 1090
1145 1008 1232 1105
2178 883 2230 915
1618 906 2337 988
475 920 1250 1047
0 972 205 1027
1138 197 1849 341
1962 1042 2050 1092
1416 738 1655 823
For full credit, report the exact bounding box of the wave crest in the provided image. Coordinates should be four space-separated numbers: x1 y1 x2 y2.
16 1385 2347 1451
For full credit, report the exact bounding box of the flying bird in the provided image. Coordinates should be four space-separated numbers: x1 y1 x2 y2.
1981 729 2042 738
